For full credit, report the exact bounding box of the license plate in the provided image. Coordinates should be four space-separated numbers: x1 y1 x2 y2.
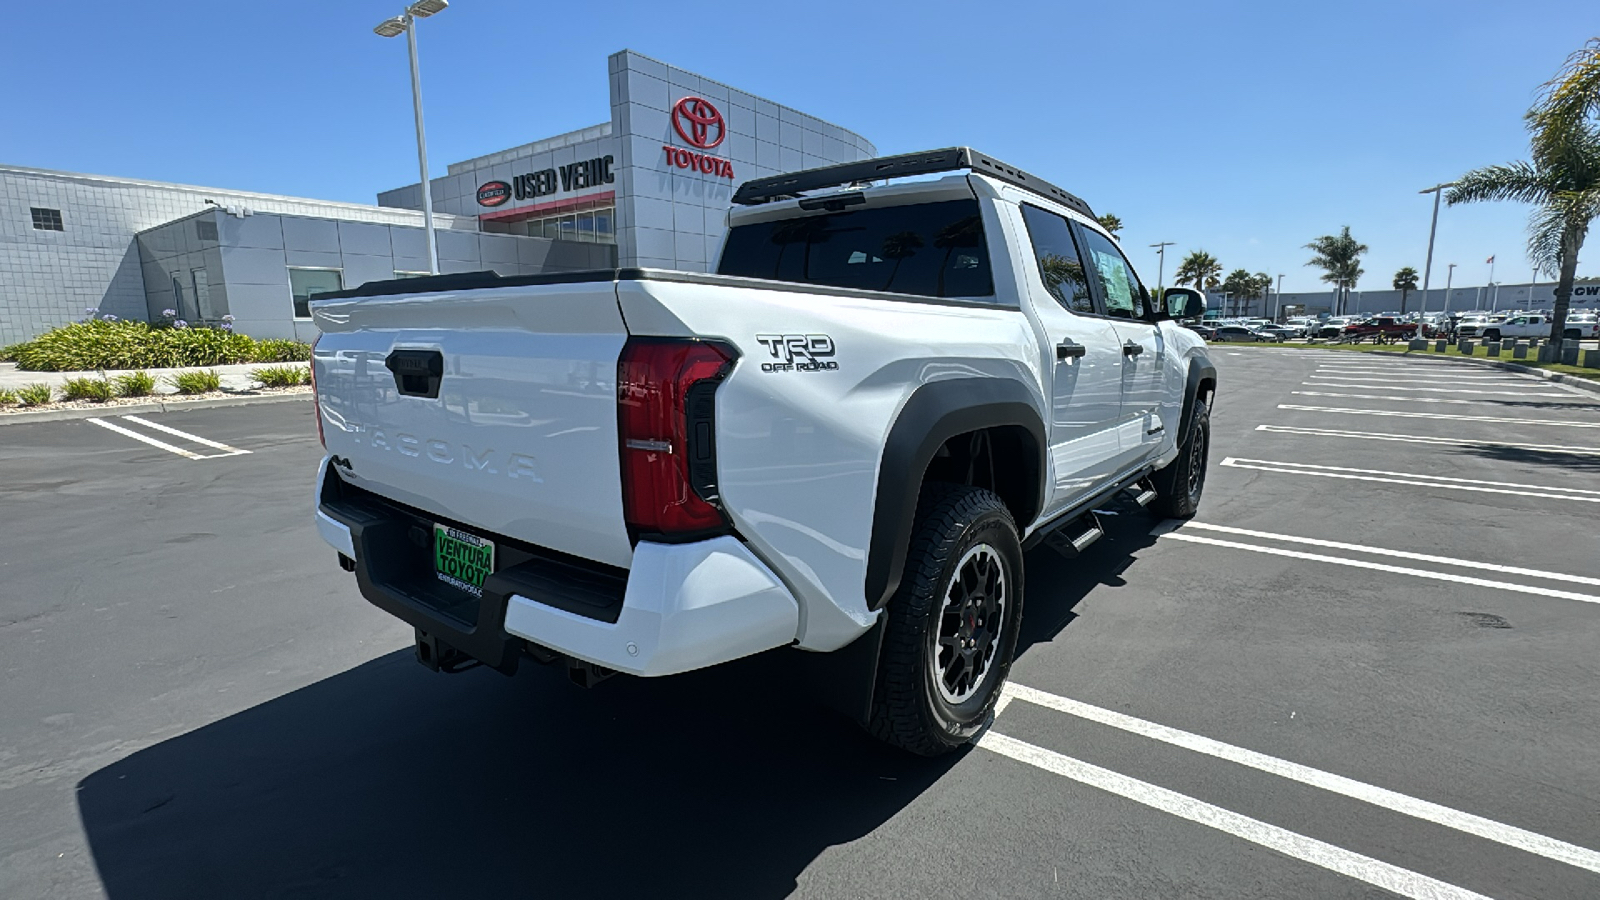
433 523 495 597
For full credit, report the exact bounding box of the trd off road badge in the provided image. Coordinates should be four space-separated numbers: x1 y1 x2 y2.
755 334 839 372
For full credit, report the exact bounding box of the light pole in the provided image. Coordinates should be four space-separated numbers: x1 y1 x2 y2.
1443 263 1456 315
1274 274 1284 321
375 0 449 275
1149 242 1174 291
1418 182 1456 314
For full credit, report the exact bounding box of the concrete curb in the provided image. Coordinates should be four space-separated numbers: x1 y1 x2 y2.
0 391 310 426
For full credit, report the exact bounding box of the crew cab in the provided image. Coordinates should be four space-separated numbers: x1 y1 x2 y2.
1338 316 1418 340
1461 313 1542 341
309 147 1216 755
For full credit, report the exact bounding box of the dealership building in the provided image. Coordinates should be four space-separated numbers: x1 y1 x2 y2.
0 50 876 346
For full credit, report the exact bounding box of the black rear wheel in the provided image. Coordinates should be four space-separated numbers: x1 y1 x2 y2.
870 483 1023 756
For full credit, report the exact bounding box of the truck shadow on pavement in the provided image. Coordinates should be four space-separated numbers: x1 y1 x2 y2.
75 507 1159 900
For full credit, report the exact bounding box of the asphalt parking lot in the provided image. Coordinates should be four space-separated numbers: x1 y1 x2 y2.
1 350 1597 899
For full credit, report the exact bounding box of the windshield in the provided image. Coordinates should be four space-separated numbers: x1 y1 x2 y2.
718 199 994 299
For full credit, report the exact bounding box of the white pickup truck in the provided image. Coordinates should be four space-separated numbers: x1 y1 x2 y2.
310 148 1216 755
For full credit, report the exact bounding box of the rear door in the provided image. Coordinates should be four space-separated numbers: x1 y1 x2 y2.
1074 224 1167 466
1016 204 1127 515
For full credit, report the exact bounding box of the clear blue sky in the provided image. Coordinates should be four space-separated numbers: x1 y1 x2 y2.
2 0 1595 292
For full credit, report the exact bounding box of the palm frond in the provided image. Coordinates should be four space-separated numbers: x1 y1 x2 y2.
1534 39 1600 149
1446 162 1551 206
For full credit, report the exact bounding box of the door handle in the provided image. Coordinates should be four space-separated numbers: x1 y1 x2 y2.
1122 341 1144 357
1057 341 1087 360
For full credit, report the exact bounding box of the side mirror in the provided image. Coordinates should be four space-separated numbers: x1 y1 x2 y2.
1161 287 1207 321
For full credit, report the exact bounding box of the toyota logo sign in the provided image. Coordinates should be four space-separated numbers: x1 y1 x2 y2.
476 181 511 207
672 96 725 149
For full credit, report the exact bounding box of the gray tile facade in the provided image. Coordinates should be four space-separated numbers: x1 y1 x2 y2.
380 49 877 273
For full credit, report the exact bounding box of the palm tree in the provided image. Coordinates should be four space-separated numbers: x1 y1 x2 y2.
1175 251 1222 293
1449 125 1600 350
1222 268 1255 315
1392 267 1420 313
1305 227 1368 315
1466 37 1600 351
1096 213 1123 238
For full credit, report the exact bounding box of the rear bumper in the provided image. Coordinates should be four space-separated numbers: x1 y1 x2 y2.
313 457 799 678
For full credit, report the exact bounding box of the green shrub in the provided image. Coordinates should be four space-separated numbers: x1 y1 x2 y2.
17 383 53 406
0 343 20 362
254 364 310 388
114 370 157 397
252 339 312 363
168 369 222 395
62 376 115 402
0 389 17 405
11 320 264 371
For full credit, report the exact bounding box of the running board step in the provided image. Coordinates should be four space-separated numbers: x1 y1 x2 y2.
1044 512 1104 558
1128 478 1158 508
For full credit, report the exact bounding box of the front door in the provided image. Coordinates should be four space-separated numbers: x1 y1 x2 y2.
1074 225 1167 465
1017 204 1127 517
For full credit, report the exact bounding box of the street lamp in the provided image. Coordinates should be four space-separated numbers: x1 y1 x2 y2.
1443 263 1456 314
1418 182 1456 313
1274 274 1284 321
375 0 450 275
1150 242 1174 291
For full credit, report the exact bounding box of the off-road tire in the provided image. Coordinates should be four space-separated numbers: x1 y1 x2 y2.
869 483 1024 756
1151 398 1210 520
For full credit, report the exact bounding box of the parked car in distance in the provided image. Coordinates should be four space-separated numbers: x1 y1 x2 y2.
1562 312 1599 340
1315 316 1360 339
1213 324 1282 342
1339 316 1419 340
1255 324 1300 341
1186 323 1219 340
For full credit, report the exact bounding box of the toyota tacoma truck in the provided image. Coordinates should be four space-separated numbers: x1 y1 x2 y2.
310 147 1216 755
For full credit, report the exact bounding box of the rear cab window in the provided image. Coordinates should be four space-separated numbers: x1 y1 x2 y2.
717 198 994 299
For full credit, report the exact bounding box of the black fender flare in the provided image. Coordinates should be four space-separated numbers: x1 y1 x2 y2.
864 378 1046 612
1178 358 1218 443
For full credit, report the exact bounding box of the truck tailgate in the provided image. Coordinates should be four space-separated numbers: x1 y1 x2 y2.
312 280 634 569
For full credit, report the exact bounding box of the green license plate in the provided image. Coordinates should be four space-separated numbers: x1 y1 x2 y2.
433 523 495 597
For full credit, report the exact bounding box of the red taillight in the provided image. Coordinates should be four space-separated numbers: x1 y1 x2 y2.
310 334 325 448
617 338 735 537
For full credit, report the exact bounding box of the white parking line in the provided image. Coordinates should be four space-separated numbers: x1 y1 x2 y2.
1175 521 1600 586
119 415 249 454
1157 531 1600 604
978 732 1496 900
1312 371 1528 382
1291 391 1572 405
1256 424 1600 455
1221 457 1600 503
1001 683 1600 875
85 415 250 460
1303 382 1565 396
1279 405 1600 428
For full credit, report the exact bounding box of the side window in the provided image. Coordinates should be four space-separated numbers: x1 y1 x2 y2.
1020 205 1094 315
1077 227 1148 319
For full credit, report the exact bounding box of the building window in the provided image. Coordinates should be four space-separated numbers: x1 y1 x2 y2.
30 207 63 231
192 269 218 320
481 206 615 244
289 267 343 319
394 271 431 279
196 219 219 242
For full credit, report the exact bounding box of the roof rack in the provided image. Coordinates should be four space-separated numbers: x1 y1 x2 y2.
730 146 1095 218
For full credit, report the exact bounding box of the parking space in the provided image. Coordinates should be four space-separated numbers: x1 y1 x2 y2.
2 354 1598 899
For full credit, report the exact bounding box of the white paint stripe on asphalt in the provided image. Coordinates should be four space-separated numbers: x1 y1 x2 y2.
1304 382 1564 396
120 414 250 455
86 418 204 459
1312 370 1528 382
1220 457 1600 503
1279 405 1600 428
1291 391 1571 405
1256 424 1600 455
1002 683 1600 875
1223 458 1600 495
1180 521 1600 586
1157 532 1600 603
977 731 1497 900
